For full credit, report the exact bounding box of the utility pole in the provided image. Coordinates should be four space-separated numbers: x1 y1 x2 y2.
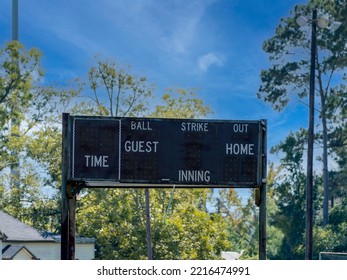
305 8 317 261
11 0 21 191
297 6 342 258
12 0 19 41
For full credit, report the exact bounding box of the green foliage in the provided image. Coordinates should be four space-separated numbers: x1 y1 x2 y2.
258 0 347 259
150 88 211 119
0 41 78 230
259 0 347 110
155 202 230 260
77 188 231 259
326 79 347 199
266 129 346 259
85 58 153 117
269 131 308 259
313 198 347 258
329 197 347 229
266 164 285 259
208 188 259 259
0 41 41 171
72 56 225 259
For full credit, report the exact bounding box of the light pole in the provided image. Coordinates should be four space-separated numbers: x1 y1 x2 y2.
12 0 19 41
11 0 21 191
297 8 342 260
297 6 319 261
306 8 317 261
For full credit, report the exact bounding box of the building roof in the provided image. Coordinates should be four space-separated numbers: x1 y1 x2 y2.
2 245 38 260
48 233 95 244
0 210 54 242
0 230 7 240
0 210 95 245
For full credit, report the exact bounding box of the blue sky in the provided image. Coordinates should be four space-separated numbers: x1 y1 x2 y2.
0 0 309 162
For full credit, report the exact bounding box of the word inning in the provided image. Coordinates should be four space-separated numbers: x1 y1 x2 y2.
178 170 211 183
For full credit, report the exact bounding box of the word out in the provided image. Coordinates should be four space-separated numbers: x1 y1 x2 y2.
233 123 249 133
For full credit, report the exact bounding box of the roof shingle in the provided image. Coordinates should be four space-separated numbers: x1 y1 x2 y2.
0 210 54 242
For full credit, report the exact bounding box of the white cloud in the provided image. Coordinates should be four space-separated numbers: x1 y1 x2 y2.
153 1 215 55
197 52 226 73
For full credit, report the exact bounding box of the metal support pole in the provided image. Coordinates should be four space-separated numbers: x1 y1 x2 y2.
145 188 153 260
259 120 267 260
68 195 76 260
61 113 69 259
61 113 76 260
12 0 19 41
306 8 317 261
10 0 20 191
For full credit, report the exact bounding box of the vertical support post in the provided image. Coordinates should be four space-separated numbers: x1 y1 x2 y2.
306 8 317 261
259 120 267 260
145 188 153 260
68 194 76 260
10 0 21 192
61 113 76 260
12 0 19 41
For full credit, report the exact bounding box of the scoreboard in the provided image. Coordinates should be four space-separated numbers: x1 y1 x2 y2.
67 115 266 187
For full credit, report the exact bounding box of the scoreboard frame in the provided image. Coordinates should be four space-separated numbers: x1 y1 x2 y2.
65 115 266 188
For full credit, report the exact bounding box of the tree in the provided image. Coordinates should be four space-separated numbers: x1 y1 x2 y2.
0 41 78 229
265 164 285 259
75 58 228 259
258 0 347 225
210 188 255 259
269 129 316 259
313 197 347 258
326 78 347 207
85 58 153 117
150 87 211 119
77 188 230 259
0 41 42 173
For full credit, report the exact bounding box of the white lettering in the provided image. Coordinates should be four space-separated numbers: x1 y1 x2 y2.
181 122 209 132
124 141 159 153
85 155 91 167
94 156 102 167
130 121 152 130
138 141 144 152
131 121 136 130
225 143 255 155
178 170 211 183
103 156 109 167
84 155 109 167
233 123 249 133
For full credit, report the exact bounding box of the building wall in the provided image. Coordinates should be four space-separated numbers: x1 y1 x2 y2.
13 249 35 260
3 242 58 260
76 243 95 260
2 241 95 260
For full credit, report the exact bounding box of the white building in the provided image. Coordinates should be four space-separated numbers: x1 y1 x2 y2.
0 210 95 260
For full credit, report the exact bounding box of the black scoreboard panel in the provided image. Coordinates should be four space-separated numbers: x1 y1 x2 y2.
72 118 120 180
121 120 161 181
70 116 264 187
